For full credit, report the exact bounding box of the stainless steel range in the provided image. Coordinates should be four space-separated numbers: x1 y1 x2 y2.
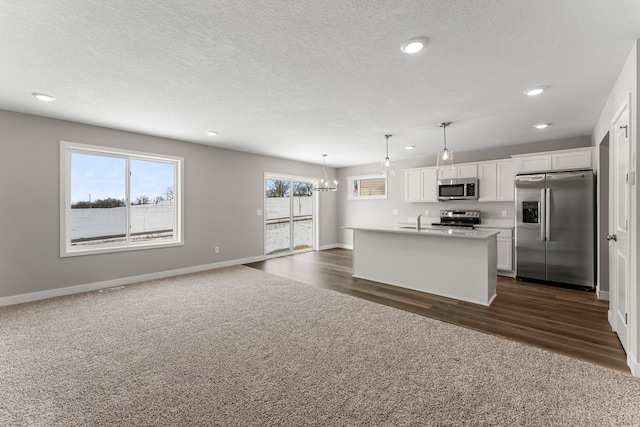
431 210 480 229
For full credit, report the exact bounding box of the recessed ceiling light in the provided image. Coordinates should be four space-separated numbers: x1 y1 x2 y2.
525 86 547 96
401 37 428 54
533 123 550 129
31 92 56 102
206 130 218 136
404 145 415 150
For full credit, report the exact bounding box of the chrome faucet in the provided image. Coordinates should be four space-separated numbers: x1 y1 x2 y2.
416 214 424 230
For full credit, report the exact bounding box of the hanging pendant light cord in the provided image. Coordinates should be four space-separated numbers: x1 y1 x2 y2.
323 155 330 182
442 125 447 150
439 122 450 151
385 135 390 158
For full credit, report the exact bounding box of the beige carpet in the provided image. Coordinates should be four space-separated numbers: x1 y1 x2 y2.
1 265 639 426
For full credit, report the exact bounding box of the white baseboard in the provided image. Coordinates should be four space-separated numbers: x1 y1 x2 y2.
597 289 610 300
608 310 614 329
628 352 640 378
0 255 265 308
497 271 515 278
318 243 352 250
317 244 339 250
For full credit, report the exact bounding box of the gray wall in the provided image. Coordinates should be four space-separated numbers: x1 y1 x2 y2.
598 134 610 293
337 135 592 246
0 109 338 299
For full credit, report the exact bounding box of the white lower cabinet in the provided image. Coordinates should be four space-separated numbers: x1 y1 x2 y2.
482 228 514 273
496 238 513 271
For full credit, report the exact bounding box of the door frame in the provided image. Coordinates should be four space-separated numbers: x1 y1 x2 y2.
264 173 317 258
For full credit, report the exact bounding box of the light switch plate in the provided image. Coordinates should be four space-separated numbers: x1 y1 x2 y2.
501 210 507 217
393 209 399 215
257 209 263 216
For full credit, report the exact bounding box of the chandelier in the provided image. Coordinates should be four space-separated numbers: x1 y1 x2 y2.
315 154 338 192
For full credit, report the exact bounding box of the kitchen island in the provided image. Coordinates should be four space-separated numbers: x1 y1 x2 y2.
345 225 498 306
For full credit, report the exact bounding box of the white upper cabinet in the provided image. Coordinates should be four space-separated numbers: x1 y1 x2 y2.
457 164 478 178
477 162 497 202
405 169 422 202
438 167 456 179
476 159 515 202
421 168 438 202
514 154 552 173
513 148 594 173
437 164 477 180
552 149 592 170
404 167 438 203
407 161 509 203
496 160 515 201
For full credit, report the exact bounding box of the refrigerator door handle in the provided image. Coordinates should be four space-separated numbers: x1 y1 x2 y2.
540 189 546 241
545 188 551 241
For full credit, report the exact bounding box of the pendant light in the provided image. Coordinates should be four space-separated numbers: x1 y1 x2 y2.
381 134 395 176
315 154 338 192
437 122 454 170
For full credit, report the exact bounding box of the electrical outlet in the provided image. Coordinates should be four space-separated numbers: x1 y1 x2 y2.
425 209 430 216
393 209 399 215
214 246 220 254
501 210 507 217
257 209 263 216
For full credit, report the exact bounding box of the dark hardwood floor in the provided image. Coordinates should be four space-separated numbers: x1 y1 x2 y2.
245 248 629 373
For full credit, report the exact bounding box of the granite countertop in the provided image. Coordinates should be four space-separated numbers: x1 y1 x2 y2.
343 225 499 239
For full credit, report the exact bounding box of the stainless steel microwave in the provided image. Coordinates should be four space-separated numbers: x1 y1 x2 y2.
437 177 478 201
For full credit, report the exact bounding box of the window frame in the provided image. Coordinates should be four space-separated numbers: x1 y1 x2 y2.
347 172 388 200
60 141 184 257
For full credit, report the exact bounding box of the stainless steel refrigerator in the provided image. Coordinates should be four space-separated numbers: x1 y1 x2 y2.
515 170 595 289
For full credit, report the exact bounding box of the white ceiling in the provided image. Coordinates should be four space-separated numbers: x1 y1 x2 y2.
1 1 639 167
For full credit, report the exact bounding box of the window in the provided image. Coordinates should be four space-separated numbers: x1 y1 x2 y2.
347 173 388 200
60 141 183 257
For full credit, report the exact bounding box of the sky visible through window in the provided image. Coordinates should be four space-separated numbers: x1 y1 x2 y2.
70 153 174 204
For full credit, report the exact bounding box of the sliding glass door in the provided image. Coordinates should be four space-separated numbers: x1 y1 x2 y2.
265 175 315 256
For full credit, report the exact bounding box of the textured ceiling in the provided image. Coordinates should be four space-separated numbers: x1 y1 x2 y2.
0 0 639 167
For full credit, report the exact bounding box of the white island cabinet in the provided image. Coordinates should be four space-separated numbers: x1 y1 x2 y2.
345 226 498 306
